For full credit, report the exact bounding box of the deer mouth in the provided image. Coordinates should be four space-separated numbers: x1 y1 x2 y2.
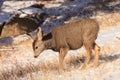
33 52 40 58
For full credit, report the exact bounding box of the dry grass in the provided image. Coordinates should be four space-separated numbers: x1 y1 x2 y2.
94 12 120 30
0 42 120 80
0 1 120 80
0 12 120 80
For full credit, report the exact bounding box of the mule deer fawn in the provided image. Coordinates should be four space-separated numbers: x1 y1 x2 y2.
30 18 100 74
0 15 39 38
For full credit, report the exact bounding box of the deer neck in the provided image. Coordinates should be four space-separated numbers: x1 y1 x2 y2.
43 39 52 49
42 32 53 49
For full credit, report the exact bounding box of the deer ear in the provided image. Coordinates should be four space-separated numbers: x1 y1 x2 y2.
27 27 43 40
37 27 43 40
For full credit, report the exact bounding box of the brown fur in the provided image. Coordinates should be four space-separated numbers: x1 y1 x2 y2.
0 16 39 38
30 18 101 74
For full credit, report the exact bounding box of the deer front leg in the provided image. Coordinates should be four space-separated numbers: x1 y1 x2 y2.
59 47 69 75
81 47 92 70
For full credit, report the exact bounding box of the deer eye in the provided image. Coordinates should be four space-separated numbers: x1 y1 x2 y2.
35 46 38 49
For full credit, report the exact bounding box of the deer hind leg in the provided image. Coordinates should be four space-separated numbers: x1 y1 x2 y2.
81 45 92 70
93 43 100 68
59 47 69 75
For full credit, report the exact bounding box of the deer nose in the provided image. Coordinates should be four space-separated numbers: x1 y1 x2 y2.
34 55 38 58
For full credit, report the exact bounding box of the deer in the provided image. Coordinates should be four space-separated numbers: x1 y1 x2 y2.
0 2 46 38
29 18 101 75
0 14 40 38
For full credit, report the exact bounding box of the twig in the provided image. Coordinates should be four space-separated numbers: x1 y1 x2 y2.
116 37 120 40
0 47 19 51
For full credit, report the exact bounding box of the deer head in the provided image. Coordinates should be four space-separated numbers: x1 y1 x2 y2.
29 27 45 58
